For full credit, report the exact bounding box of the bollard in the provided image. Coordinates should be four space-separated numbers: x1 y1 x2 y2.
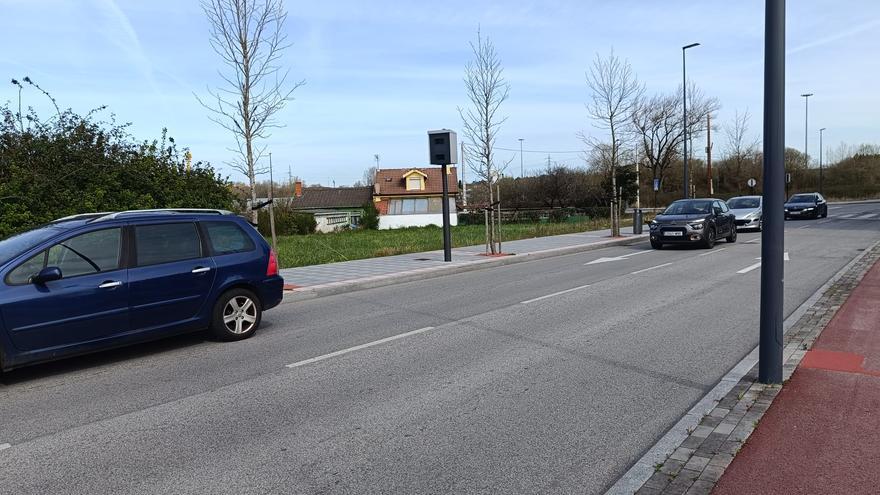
633 209 643 234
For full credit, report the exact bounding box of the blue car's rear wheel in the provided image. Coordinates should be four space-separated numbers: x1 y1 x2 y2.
210 288 262 341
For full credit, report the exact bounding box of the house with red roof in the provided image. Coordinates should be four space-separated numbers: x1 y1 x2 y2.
372 167 459 229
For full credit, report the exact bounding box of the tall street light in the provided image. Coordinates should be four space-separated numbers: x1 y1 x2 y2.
819 127 827 194
801 93 813 172
518 138 524 178
682 42 700 198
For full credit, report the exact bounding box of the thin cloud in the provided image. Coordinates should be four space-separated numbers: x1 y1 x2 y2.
93 0 163 100
788 18 880 55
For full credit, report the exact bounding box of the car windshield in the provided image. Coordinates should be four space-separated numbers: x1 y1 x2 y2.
0 225 66 267
727 197 761 209
789 194 816 203
663 200 713 215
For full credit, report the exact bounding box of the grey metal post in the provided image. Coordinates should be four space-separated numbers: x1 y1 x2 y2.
819 128 826 194
441 164 452 262
682 43 700 198
760 0 785 385
801 93 813 173
519 138 524 178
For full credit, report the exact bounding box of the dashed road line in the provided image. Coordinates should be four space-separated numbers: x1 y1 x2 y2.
631 262 673 275
285 326 436 368
698 247 727 257
520 284 592 304
856 213 878 219
0 443 10 452
839 214 856 219
737 262 763 274
745 238 761 244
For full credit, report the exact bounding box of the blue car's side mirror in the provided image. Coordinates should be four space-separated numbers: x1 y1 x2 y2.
32 266 62 285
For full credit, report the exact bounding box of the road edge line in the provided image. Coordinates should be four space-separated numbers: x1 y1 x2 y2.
604 238 880 495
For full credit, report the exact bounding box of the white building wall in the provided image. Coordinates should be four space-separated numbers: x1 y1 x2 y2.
379 213 458 230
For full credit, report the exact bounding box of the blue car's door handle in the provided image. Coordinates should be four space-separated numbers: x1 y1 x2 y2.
98 280 123 289
191 267 211 274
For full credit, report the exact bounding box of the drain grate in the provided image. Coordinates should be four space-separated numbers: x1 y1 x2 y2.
414 258 432 261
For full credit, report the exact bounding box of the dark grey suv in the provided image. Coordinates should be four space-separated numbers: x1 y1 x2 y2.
649 198 737 249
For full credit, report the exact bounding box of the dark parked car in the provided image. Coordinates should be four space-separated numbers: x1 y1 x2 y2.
784 192 827 220
0 209 284 371
649 198 737 249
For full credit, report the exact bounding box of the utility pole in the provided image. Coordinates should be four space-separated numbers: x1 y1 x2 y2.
706 114 714 196
519 138 524 177
288 166 293 195
801 93 813 172
760 0 785 385
819 127 826 194
374 154 380 169
268 153 277 251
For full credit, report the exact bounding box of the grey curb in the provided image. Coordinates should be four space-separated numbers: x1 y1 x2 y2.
280 234 649 304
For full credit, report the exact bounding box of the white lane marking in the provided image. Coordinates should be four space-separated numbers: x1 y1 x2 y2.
839 214 856 218
285 327 435 368
856 213 878 219
737 262 763 274
620 250 655 258
698 247 727 257
520 284 592 305
585 249 653 265
746 238 761 244
797 224 811 229
737 252 789 273
631 262 673 275
0 443 10 451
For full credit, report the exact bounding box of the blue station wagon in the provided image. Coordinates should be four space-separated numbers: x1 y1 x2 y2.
0 209 284 371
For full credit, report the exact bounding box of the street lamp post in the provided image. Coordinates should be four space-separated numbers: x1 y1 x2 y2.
819 127 826 194
682 42 700 199
518 138 524 178
801 93 813 173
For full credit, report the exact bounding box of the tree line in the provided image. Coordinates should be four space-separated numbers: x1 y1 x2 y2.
0 79 234 239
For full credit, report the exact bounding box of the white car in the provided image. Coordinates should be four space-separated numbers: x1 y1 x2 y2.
727 196 763 231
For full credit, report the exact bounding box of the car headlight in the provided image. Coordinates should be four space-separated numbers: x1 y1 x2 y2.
804 207 814 211
688 222 704 230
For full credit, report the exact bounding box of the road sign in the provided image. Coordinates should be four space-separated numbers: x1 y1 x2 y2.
653 178 661 191
747 178 757 188
785 173 791 184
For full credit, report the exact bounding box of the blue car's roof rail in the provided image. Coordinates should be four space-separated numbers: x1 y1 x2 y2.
52 212 115 223
91 209 234 222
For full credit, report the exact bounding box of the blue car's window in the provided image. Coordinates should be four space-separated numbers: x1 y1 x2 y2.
663 200 713 215
5 228 122 285
0 225 66 268
6 251 48 285
135 223 202 266
728 197 760 209
202 221 255 255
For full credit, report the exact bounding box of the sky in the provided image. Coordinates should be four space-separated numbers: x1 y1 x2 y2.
2 0 878 186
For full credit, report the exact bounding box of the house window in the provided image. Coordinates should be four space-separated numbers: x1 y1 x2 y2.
388 198 452 215
407 176 422 191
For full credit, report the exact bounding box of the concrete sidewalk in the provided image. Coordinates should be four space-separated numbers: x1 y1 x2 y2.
279 226 647 301
713 255 880 495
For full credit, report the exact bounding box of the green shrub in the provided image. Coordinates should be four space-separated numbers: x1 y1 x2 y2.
360 201 380 230
257 205 316 236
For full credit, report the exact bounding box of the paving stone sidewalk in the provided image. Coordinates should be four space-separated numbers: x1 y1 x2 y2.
631 241 880 495
280 226 642 289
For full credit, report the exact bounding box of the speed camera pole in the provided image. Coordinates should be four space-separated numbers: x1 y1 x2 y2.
759 0 785 384
428 129 458 262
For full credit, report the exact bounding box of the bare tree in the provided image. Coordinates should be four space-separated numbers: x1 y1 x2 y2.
362 166 377 186
458 29 511 254
631 85 719 206
198 0 305 222
723 109 760 183
582 50 643 236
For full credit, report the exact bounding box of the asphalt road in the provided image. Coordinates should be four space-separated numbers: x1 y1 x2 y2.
1 202 879 494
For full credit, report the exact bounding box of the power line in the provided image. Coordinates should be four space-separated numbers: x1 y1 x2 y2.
496 146 583 154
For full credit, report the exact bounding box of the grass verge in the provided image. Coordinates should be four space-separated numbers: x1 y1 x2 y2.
275 217 634 268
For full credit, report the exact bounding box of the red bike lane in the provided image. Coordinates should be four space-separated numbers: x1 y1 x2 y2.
714 259 880 494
